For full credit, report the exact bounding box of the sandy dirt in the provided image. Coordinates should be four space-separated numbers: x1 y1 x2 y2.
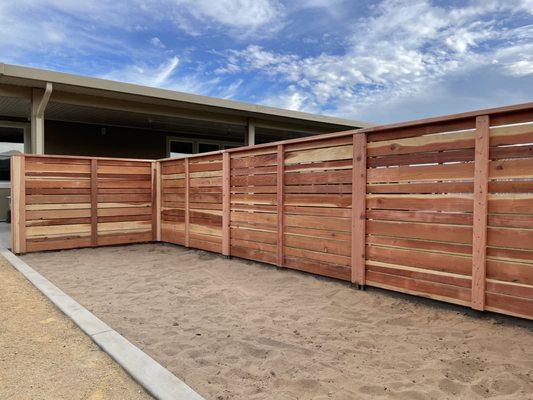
22 243 533 400
0 255 152 400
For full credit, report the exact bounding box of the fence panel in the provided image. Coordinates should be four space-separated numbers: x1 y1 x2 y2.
160 158 186 245
12 155 154 252
24 156 93 252
188 154 223 253
229 147 279 264
283 137 353 280
96 159 153 246
485 121 533 318
365 122 477 307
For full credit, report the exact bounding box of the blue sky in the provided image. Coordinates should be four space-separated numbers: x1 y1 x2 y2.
0 0 531 124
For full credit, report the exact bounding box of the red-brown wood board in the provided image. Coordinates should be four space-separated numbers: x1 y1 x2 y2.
12 155 154 252
11 102 533 319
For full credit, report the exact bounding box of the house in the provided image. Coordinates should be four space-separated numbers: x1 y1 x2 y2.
0 62 372 220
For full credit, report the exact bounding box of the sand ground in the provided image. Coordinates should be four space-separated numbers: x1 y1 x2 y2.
22 243 533 400
0 255 152 400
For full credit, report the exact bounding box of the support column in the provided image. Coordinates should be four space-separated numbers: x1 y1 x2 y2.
471 115 490 310
245 118 255 146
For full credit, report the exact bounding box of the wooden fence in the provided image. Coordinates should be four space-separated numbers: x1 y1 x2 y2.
11 103 533 319
11 155 156 253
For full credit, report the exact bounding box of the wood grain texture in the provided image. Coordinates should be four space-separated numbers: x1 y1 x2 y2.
151 162 158 241
277 144 284 267
185 158 190 247
222 152 230 256
156 162 161 241
471 115 490 311
351 133 366 285
10 156 24 253
17 155 153 252
91 159 98 246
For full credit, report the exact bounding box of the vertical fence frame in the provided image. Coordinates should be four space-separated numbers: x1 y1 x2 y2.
471 115 490 310
154 162 161 242
90 159 98 247
276 144 284 267
151 161 158 242
184 157 190 247
10 155 25 254
222 152 230 256
351 133 367 286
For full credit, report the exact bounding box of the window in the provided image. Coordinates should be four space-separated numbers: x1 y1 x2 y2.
169 140 193 158
198 143 220 153
167 136 243 157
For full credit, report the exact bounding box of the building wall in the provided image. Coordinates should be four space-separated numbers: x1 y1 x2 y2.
44 120 168 159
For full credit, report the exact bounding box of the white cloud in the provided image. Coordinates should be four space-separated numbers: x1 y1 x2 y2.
177 0 283 30
102 56 180 87
150 37 165 48
219 0 533 120
100 56 245 101
147 0 286 37
504 60 533 76
263 85 316 113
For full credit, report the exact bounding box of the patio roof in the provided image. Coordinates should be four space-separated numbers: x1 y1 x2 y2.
0 63 373 138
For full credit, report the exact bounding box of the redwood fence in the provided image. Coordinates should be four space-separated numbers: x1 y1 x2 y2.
11 155 156 253
11 103 533 319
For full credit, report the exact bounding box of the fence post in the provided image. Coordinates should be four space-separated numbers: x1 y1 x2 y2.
10 155 26 254
277 144 284 267
222 152 230 256
351 133 367 287
151 161 160 242
184 157 190 247
90 158 98 247
471 115 490 310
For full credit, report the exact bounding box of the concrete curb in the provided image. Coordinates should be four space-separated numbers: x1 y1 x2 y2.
1 249 205 400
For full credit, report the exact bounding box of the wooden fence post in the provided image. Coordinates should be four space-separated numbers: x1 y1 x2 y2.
277 144 284 267
222 152 230 256
184 157 190 247
351 133 367 287
90 158 98 247
471 115 490 310
151 161 160 242
10 155 26 254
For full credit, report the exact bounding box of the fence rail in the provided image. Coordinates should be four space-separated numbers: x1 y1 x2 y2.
11 102 533 319
11 155 156 253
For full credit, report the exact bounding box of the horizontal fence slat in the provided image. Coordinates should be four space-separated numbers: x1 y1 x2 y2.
10 102 533 320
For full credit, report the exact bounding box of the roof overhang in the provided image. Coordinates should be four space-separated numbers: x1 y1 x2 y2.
0 63 373 134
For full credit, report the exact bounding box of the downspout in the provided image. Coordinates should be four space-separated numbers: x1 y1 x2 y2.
36 82 53 117
31 82 53 154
